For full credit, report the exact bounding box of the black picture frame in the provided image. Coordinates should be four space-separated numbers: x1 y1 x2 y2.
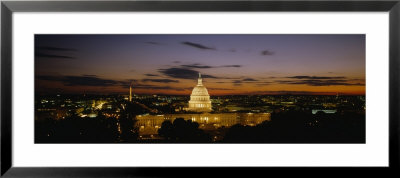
1 0 399 177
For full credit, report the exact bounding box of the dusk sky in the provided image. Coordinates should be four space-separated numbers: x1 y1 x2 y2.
35 34 365 95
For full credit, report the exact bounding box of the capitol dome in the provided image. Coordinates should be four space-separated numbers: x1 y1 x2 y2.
187 73 212 112
191 85 209 96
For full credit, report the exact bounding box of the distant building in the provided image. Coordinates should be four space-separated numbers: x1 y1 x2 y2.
312 109 337 114
186 73 212 112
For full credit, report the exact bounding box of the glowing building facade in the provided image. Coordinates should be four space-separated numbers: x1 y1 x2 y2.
187 73 212 112
136 113 271 136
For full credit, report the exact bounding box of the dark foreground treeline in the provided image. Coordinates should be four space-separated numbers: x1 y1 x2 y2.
35 102 141 143
154 111 365 143
223 111 365 143
35 115 138 143
35 110 365 143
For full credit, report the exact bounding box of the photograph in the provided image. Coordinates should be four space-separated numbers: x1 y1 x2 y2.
34 34 366 143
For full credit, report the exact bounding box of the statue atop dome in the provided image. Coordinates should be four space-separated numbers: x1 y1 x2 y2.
186 72 212 112
197 72 203 86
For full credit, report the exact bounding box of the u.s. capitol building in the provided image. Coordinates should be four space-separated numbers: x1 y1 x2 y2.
186 73 212 112
134 73 271 138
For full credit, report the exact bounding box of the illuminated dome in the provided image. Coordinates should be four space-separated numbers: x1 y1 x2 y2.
187 73 212 112
191 84 209 96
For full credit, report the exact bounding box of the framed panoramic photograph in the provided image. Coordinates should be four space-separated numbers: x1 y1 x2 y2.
1 0 400 177
33 34 366 144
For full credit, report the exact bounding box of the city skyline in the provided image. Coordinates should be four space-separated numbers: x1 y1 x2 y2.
35 34 365 95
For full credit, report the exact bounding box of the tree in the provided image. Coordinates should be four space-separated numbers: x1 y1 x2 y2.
158 118 211 143
158 120 174 140
118 101 141 142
